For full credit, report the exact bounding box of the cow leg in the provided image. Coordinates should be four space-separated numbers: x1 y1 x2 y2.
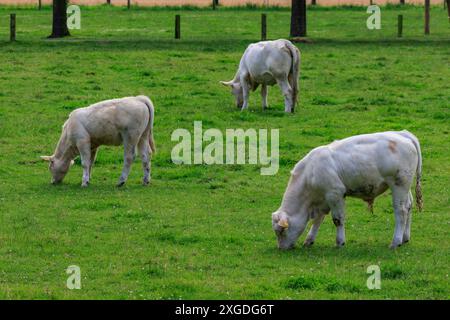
327 197 346 247
277 79 294 113
89 147 98 179
288 74 297 113
303 214 326 247
240 74 250 110
390 185 410 249
402 191 413 244
137 135 151 186
261 84 268 110
77 141 91 187
117 138 136 187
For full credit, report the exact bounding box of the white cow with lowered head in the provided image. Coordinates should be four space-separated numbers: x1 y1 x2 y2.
272 130 423 249
41 95 156 187
221 39 300 113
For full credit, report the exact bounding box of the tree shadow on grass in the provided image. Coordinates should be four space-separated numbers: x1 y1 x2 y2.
312 37 450 48
1 37 449 53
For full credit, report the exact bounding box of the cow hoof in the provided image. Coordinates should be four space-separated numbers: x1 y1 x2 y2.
278 245 295 251
81 182 89 188
389 243 402 249
116 181 125 187
303 240 314 247
142 180 150 186
336 242 345 248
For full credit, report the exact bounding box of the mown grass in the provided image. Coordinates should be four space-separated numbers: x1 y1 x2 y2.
0 5 449 299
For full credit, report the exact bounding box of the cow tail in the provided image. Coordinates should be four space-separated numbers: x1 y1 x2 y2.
401 130 423 212
286 41 300 112
147 99 156 154
412 136 423 212
148 103 156 154
138 95 156 154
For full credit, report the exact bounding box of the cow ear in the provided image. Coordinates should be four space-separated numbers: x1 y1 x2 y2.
272 212 280 223
278 218 289 229
275 211 289 229
40 156 53 162
220 80 233 87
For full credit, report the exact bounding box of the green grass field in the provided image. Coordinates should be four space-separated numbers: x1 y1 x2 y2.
0 5 449 299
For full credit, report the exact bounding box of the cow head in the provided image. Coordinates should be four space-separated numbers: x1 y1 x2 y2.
272 210 298 250
40 155 74 184
220 80 243 108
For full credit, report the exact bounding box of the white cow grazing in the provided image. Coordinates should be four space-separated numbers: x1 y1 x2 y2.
272 130 423 249
41 95 156 187
221 39 300 113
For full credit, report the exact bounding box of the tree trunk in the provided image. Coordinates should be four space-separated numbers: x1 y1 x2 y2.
290 0 307 37
49 0 70 38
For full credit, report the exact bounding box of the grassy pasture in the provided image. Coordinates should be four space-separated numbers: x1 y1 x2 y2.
0 5 449 299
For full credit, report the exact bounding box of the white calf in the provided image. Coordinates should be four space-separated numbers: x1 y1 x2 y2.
221 39 300 113
272 130 423 249
41 95 156 187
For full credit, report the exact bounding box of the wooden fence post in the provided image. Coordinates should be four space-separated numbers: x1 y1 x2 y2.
107 0 111 4
212 0 216 10
397 15 403 37
127 0 130 9
10 14 16 42
9 13 16 41
38 0 41 10
425 0 430 34
312 0 317 5
175 15 181 39
446 0 450 22
261 13 267 41
400 0 405 4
